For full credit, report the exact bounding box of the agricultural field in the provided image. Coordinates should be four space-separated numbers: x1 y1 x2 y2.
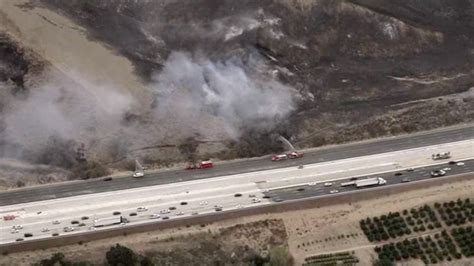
361 197 474 264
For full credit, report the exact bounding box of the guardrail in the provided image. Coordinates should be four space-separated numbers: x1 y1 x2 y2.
1 172 473 254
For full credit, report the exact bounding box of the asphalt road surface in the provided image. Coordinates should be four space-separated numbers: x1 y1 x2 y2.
265 159 474 201
0 125 473 206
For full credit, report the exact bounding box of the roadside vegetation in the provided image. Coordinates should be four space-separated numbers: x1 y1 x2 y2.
359 197 473 264
302 251 359 266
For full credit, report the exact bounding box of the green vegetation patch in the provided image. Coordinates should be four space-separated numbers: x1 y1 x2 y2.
303 251 359 266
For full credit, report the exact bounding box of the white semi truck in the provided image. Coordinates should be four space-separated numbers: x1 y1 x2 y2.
355 177 387 188
93 216 126 227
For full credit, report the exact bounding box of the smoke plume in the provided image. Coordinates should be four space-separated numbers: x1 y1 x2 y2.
151 51 297 139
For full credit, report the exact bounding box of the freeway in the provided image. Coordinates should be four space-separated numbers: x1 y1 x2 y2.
0 125 473 206
0 139 472 245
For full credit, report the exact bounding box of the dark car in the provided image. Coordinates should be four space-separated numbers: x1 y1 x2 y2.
448 161 457 165
394 172 403 176
180 202 188 205
169 206 177 210
113 211 121 215
234 193 242 197
349 177 358 181
129 212 137 216
103 177 113 181
24 233 33 238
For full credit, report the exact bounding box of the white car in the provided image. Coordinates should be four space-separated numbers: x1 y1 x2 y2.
324 182 333 187
137 207 148 212
456 162 465 166
10 229 19 234
150 214 161 219
132 172 144 178
329 190 339 194
12 225 23 230
235 204 244 209
442 167 451 171
199 201 208 206
159 209 170 214
251 198 261 203
41 228 50 233
176 212 184 216
63 227 74 232
88 226 97 231
308 182 317 186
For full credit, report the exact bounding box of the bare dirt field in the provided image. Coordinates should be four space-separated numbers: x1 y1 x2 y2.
1 178 473 265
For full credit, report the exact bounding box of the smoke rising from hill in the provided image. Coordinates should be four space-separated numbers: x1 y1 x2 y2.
152 52 297 139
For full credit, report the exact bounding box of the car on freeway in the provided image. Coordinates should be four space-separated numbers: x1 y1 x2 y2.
180 202 188 205
394 172 403 176
15 238 24 242
324 182 333 187
401 178 411 183
274 198 283 202
263 195 271 199
52 233 60 236
78 223 86 227
251 198 261 203
263 189 270 192
150 214 161 219
71 220 79 224
176 212 184 216
235 204 244 209
406 168 414 172
169 206 177 210
308 182 317 186
215 207 223 212
103 177 113 181
448 161 457 165
137 207 148 212
160 209 171 214
349 177 358 181
41 228 50 232
129 213 138 216
271 154 288 161
234 193 243 197
12 225 23 230
442 167 451 171
162 216 170 220
430 170 446 177
10 229 19 234
24 233 33 237
248 194 256 198
81 216 89 220
199 201 208 205
329 190 339 194
456 162 465 166
288 151 304 159
191 212 199 216
52 220 60 225
297 165 304 169
63 227 75 232
113 211 121 216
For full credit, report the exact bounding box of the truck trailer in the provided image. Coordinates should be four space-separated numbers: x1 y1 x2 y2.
355 177 387 188
93 216 125 227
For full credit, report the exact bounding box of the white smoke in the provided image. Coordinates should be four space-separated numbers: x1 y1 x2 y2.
152 52 296 139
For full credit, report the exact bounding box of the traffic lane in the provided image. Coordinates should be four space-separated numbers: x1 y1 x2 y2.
0 126 473 206
266 159 474 201
1 190 271 244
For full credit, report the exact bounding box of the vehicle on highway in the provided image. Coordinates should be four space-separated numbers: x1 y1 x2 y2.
52 220 60 225
401 177 411 183
324 182 333 187
150 214 161 219
432 152 451 160
71 220 79 224
180 201 188 205
186 160 214 170
81 216 89 220
3 215 15 221
137 207 148 212
456 162 465 166
442 167 451 171
329 190 339 194
63 227 75 232
93 216 126 227
274 198 283 202
234 193 242 197
78 223 86 227
15 238 23 242
88 227 97 231
169 206 177 210
349 177 358 181
41 228 50 232
113 211 121 216
199 201 208 205
103 177 113 181
355 177 387 188
251 198 261 203
162 216 170 220
297 165 304 169
191 212 199 216
394 172 403 176
248 194 256 198
235 204 244 209
160 209 171 214
129 212 137 216
308 182 317 186
271 154 288 161
288 151 304 159
176 212 184 216
215 207 223 212
12 225 23 230
133 160 145 178
340 181 356 187
406 168 414 172
24 233 33 238
10 229 19 234
448 160 458 165
430 170 446 177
